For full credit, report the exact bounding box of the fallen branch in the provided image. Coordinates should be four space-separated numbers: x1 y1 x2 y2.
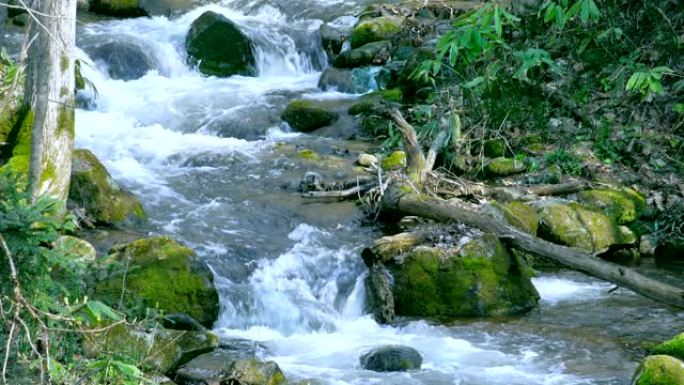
361 231 429 266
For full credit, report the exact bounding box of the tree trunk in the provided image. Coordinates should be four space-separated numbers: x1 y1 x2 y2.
24 0 77 205
382 187 684 309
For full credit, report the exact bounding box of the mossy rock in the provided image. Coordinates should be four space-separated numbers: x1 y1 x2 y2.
485 157 526 177
494 201 539 235
186 11 256 77
69 149 146 226
0 107 33 180
83 323 218 374
632 355 684 385
381 151 407 170
333 41 391 68
653 333 684 361
390 234 539 319
89 0 147 17
537 201 637 253
174 349 287 385
350 16 404 48
54 235 97 262
360 345 422 372
298 149 319 161
281 100 338 132
483 139 507 158
94 236 219 327
577 187 646 224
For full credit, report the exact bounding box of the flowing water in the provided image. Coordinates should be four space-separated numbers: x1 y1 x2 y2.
57 0 684 383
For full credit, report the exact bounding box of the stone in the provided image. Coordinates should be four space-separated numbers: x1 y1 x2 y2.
536 201 637 253
281 100 338 132
381 151 406 170
632 355 684 385
387 234 539 319
173 349 287 385
350 16 404 48
93 236 219 327
653 333 684 361
360 345 422 372
69 149 146 226
365 264 395 324
186 11 256 77
140 0 204 16
577 187 646 224
161 313 205 332
357 153 378 167
318 67 377 94
485 157 527 176
333 41 391 68
88 41 155 81
494 201 539 236
320 15 356 58
483 138 507 158
89 0 147 17
83 323 218 374
53 236 97 262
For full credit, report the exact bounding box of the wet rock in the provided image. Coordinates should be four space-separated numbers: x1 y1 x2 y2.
357 153 378 167
494 201 539 236
351 16 404 48
484 157 527 176
173 349 287 385
577 187 646 224
282 99 339 132
93 236 219 327
640 234 657 257
395 48 434 95
360 345 422 372
318 67 378 94
88 41 155 80
161 313 206 332
186 11 256 77
333 41 391 68
653 333 684 361
69 149 146 226
384 234 539 320
89 0 147 17
320 15 356 58
381 151 406 171
536 201 637 253
365 264 395 324
83 323 218 374
632 355 684 385
53 235 97 262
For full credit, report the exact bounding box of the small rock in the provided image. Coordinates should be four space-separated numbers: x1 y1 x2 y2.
54 235 97 262
357 153 378 167
282 100 338 132
333 41 391 68
351 16 404 48
360 345 422 372
485 157 527 176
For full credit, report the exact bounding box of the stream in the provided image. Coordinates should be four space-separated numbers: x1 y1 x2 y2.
61 0 684 384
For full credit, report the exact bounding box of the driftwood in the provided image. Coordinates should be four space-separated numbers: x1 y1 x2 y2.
381 187 684 309
361 231 429 266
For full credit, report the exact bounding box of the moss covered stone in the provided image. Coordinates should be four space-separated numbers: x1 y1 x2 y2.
54 235 97 262
632 355 684 385
94 236 219 327
89 0 147 17
390 234 539 319
69 149 146 225
537 201 637 253
381 151 407 170
653 333 684 361
483 139 507 158
83 323 218 374
333 41 391 68
495 201 539 235
485 157 526 177
281 99 338 132
577 187 646 224
351 16 404 48
186 11 256 77
175 349 287 385
360 345 422 372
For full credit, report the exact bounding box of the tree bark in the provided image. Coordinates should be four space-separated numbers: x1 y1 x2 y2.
24 0 77 205
382 187 684 309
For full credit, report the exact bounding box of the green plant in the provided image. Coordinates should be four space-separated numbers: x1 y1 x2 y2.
625 66 673 101
545 148 584 175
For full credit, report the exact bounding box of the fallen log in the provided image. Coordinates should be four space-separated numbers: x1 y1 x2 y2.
381 186 684 309
361 231 429 266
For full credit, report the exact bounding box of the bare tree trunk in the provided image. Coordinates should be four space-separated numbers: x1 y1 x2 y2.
381 187 684 309
24 0 77 205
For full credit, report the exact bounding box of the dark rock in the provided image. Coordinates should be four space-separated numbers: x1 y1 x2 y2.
320 16 356 58
318 67 376 94
161 313 205 332
365 264 394 324
88 41 155 80
360 345 422 372
89 0 148 17
11 13 29 27
186 11 256 77
333 41 391 68
173 349 287 385
282 99 338 132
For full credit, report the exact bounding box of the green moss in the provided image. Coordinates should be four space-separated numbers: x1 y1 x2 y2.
483 139 506 158
1 108 34 180
653 333 684 361
494 201 539 235
577 188 646 224
60 55 69 74
381 151 407 170
57 106 75 139
351 16 403 48
298 149 319 160
632 355 684 385
281 99 338 132
484 157 526 177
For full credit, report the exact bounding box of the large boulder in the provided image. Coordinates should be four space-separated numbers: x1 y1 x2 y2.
173 349 287 385
83 323 218 374
360 345 422 372
93 236 219 327
281 99 339 132
333 41 391 68
494 201 539 236
69 149 146 226
368 234 539 322
350 16 403 48
320 15 357 59
653 333 684 361
88 41 155 80
89 0 147 17
577 187 646 224
54 235 97 262
632 355 684 385
536 201 637 253
186 11 256 77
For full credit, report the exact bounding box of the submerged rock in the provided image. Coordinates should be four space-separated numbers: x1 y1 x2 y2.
173 349 287 385
69 149 146 226
577 187 646 224
93 236 219 327
351 16 404 48
83 323 218 374
360 345 422 372
536 201 637 253
186 11 256 77
281 99 339 132
632 355 684 385
333 41 391 68
88 41 155 80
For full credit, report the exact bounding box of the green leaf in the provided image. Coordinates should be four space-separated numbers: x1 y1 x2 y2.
464 76 486 89
494 6 503 37
85 300 122 322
